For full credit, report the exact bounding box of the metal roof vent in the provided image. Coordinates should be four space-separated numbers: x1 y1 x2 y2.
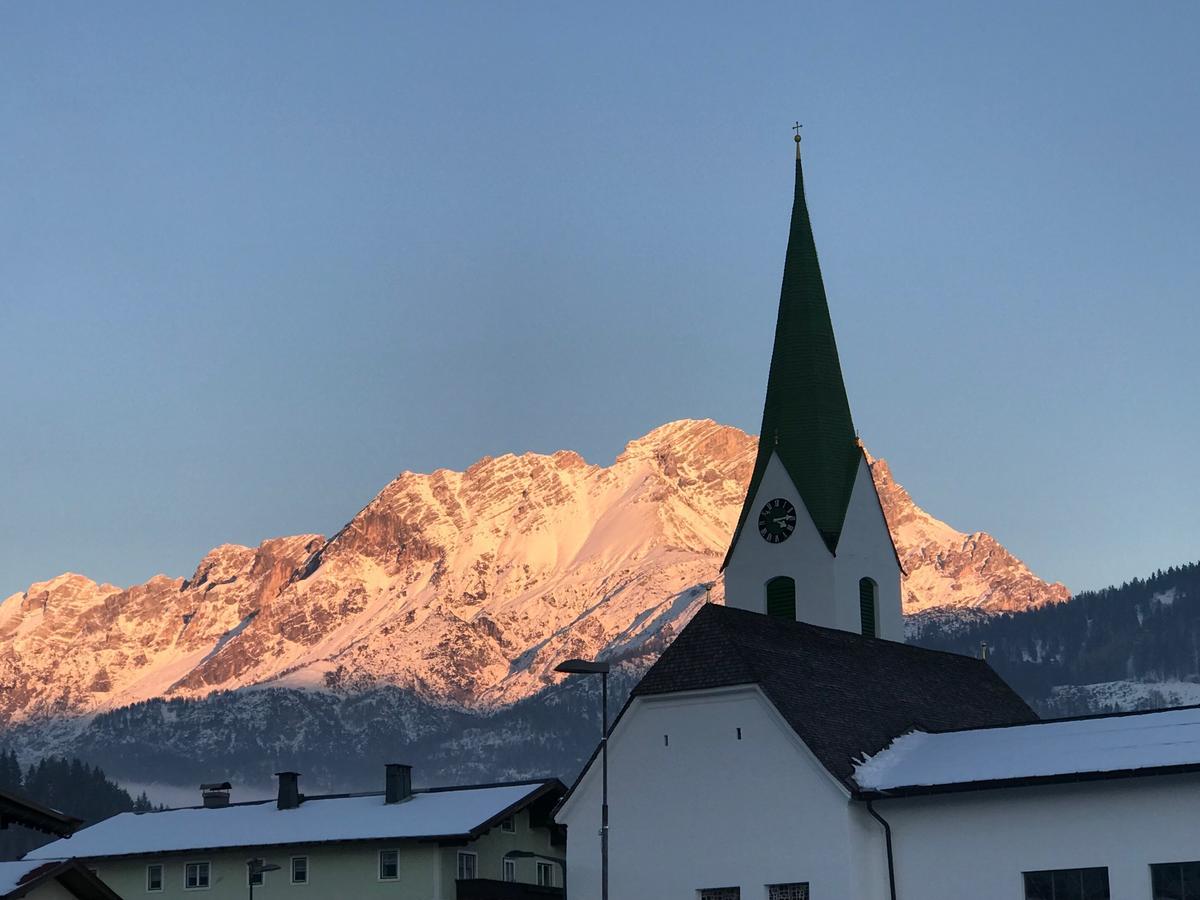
200 782 231 809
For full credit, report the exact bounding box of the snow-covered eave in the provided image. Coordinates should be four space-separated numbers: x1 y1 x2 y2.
851 761 1200 802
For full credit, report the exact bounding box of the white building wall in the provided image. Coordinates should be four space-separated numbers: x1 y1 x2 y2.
833 455 903 641
884 774 1200 900
724 452 902 641
556 686 888 900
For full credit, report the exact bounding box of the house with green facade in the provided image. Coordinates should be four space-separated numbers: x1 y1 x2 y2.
25 768 565 900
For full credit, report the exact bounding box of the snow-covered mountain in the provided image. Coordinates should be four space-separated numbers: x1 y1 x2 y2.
0 420 1068 752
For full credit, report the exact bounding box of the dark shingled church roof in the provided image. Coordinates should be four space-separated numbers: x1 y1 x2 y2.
633 604 1038 790
724 145 863 566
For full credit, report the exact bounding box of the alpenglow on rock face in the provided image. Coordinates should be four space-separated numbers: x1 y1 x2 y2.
0 420 1069 730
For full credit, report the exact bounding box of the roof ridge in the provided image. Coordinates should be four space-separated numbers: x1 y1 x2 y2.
923 700 1200 735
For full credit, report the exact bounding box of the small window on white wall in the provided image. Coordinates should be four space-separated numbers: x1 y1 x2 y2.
536 861 554 886
457 852 477 880
698 889 739 900
503 858 517 882
500 815 515 832
768 884 810 900
146 864 163 892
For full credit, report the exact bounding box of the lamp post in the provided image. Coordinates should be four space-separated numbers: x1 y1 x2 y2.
503 850 567 897
555 657 611 900
247 859 280 900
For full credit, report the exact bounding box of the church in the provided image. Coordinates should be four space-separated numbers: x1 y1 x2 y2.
553 135 1200 900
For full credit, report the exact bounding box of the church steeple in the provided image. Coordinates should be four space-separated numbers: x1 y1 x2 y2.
723 135 861 566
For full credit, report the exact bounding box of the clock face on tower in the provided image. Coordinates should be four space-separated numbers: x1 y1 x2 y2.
758 498 797 543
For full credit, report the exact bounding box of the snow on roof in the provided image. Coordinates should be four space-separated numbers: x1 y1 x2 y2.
0 859 64 896
853 706 1200 794
25 782 552 860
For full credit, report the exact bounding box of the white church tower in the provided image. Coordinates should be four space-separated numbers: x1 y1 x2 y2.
723 133 903 641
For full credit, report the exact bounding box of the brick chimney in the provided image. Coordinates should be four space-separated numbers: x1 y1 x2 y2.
385 764 412 804
275 772 302 810
200 782 231 809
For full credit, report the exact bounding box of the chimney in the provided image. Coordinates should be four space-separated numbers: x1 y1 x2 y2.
200 782 231 809
979 641 990 661
385 764 412 804
275 772 302 810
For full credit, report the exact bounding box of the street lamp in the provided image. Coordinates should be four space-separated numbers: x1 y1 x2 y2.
247 858 280 900
503 850 567 897
555 657 611 900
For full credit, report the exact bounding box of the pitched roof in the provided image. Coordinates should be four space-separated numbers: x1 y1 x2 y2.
633 604 1038 789
0 859 121 900
0 787 82 837
724 147 861 566
25 779 563 861
853 704 1200 797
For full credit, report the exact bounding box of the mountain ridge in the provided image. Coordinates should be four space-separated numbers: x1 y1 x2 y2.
0 419 1069 733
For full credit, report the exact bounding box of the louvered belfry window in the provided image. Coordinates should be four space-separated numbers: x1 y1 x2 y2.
766 576 796 620
859 577 877 638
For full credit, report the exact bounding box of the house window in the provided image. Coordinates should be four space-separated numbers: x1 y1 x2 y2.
1151 861 1200 899
248 858 265 887
184 862 210 890
1023 867 1110 899
503 859 517 882
768 885 810 900
379 849 399 881
457 852 478 880
501 815 516 833
537 861 554 887
859 577 877 637
291 856 308 884
146 864 163 892
698 889 740 900
766 576 796 619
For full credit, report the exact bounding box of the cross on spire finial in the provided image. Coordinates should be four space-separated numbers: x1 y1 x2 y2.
793 122 802 158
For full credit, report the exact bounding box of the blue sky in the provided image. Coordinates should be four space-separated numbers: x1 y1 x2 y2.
2 1 1197 598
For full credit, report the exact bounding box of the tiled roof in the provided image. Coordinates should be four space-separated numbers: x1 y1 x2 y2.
633 604 1038 789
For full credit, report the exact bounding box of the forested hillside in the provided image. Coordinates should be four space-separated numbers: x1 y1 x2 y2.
914 562 1200 714
0 751 154 860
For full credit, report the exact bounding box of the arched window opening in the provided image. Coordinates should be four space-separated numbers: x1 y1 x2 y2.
859 577 878 638
766 576 796 620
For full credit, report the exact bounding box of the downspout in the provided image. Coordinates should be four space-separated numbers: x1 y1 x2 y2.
865 800 897 900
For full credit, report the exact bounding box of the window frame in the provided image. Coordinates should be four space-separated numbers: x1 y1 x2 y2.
697 889 740 900
456 851 478 881
1022 866 1110 900
378 848 400 882
146 863 164 892
1150 860 1200 899
291 855 309 885
500 814 516 833
183 861 211 891
765 576 796 620
536 861 554 886
767 884 810 900
247 858 265 888
859 576 878 638
503 858 517 882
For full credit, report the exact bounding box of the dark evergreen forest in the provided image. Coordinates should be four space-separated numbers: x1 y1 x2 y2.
914 561 1200 712
0 750 154 861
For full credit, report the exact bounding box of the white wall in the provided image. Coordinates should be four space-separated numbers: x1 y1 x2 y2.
556 686 889 900
884 774 1200 900
724 452 901 641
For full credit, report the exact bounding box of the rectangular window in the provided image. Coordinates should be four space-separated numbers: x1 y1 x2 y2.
248 858 264 887
500 815 516 833
379 849 399 881
768 885 810 900
291 856 308 884
1023 867 1110 900
503 859 517 882
184 862 210 890
537 861 554 887
146 864 163 892
698 890 740 900
457 852 477 880
1152 861 1200 899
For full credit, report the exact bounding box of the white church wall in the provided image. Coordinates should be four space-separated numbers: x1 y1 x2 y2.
833 454 903 641
556 685 884 900
883 774 1200 899
724 452 838 623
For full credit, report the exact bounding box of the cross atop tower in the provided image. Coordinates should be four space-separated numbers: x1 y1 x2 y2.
793 122 802 157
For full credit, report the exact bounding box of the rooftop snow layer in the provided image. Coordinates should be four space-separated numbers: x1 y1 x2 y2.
853 705 1200 793
26 782 551 860
0 859 63 895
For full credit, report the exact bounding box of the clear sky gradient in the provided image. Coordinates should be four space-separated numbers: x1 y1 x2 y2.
2 2 1197 599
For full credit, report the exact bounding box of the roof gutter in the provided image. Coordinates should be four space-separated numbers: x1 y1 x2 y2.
865 800 897 900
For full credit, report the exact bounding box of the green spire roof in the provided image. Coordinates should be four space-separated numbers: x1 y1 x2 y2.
724 147 861 567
